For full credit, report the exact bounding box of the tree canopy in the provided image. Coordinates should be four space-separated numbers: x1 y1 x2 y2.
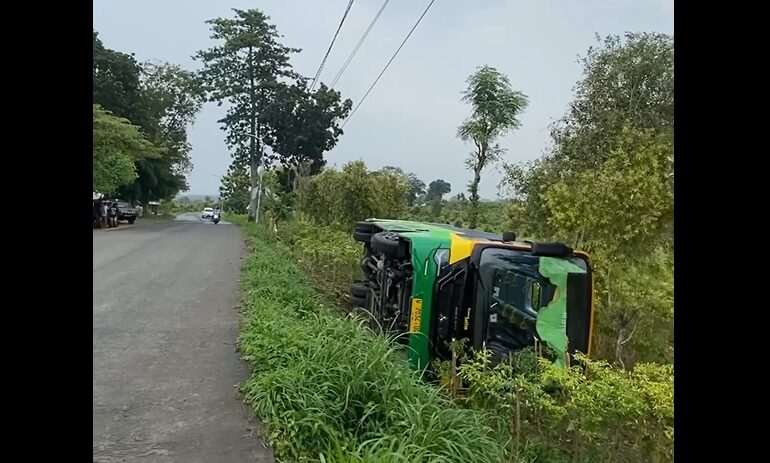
93 104 160 194
458 66 528 228
93 31 202 203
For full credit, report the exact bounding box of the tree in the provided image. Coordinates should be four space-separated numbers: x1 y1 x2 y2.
262 82 351 189
504 33 674 239
405 173 426 207
219 161 251 214
139 61 203 178
541 126 673 256
540 125 673 366
424 179 451 221
93 105 160 194
550 32 674 173
377 167 425 206
117 62 204 203
195 8 300 220
94 32 202 204
458 66 528 229
93 31 147 127
425 179 451 201
500 33 675 366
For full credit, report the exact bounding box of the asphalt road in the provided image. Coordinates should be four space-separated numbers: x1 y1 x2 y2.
93 214 272 462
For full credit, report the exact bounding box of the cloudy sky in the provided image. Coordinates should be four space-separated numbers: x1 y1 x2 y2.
93 0 673 199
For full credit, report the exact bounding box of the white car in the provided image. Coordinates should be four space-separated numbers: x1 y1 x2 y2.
201 207 214 219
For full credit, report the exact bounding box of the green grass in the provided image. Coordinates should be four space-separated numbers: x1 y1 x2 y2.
235 220 507 463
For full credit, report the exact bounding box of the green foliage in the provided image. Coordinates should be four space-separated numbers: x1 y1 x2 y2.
541 125 673 256
92 104 160 194
136 61 203 178
446 347 674 463
299 161 408 227
219 163 251 214
195 8 300 217
377 167 425 207
503 32 674 242
500 33 674 367
424 179 451 202
551 32 674 172
407 199 506 233
93 31 146 127
263 82 352 184
237 218 673 462
592 249 674 366
250 169 293 222
458 65 528 229
236 222 506 463
275 220 361 304
93 32 201 203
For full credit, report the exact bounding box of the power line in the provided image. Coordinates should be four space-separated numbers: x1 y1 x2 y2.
342 0 437 129
310 0 355 92
329 0 391 89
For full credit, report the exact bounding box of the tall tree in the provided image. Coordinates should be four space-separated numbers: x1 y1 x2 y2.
550 32 674 173
500 33 675 366
93 31 147 127
117 62 204 203
195 8 300 220
93 31 201 203
262 82 351 189
504 32 674 242
458 66 528 229
139 62 203 177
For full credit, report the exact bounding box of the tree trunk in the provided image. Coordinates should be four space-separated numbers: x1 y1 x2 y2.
246 46 259 221
614 325 626 370
606 266 631 369
249 157 259 221
468 164 482 229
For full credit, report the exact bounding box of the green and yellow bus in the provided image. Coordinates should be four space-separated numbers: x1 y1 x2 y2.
349 219 594 371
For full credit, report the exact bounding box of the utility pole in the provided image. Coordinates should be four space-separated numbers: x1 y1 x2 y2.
255 165 265 224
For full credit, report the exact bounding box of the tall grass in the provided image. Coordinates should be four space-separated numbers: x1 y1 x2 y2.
236 220 506 462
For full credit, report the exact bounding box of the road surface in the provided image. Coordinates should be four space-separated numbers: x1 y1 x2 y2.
93 214 272 462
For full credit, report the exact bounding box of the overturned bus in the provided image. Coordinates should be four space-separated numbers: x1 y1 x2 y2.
349 219 594 370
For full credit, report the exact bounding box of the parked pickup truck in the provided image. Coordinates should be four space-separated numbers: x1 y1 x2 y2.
115 200 138 224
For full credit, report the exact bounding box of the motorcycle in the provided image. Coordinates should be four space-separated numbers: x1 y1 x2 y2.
212 212 220 224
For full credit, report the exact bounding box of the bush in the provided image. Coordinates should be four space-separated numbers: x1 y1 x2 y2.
442 347 674 462
299 161 408 227
274 220 361 305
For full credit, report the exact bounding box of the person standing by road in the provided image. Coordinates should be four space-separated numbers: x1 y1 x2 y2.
93 199 101 228
99 198 108 229
109 201 119 228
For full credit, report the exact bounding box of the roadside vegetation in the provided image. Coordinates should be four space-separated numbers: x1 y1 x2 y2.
93 32 202 204
234 218 673 462
158 6 673 461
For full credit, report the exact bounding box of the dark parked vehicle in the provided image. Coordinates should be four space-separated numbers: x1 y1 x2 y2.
114 200 138 224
